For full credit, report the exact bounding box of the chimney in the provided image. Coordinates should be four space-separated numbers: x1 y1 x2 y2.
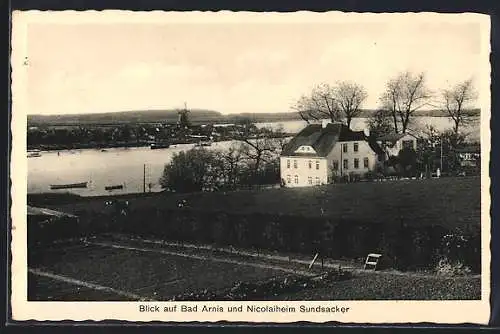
322 120 332 128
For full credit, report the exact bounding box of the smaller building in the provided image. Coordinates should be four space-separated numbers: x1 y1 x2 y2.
456 145 480 168
375 132 418 159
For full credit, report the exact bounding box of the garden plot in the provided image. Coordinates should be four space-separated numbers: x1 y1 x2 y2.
28 238 311 301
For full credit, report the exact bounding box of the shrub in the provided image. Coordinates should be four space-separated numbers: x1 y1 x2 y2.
435 258 472 276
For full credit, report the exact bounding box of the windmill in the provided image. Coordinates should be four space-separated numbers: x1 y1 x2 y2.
177 102 191 128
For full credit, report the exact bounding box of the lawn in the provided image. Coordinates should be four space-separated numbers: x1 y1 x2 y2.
271 273 481 300
47 176 481 231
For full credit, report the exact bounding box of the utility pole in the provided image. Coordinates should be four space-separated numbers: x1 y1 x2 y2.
440 136 443 173
340 143 343 177
143 164 146 193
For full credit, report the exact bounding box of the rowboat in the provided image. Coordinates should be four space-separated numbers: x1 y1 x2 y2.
150 142 170 149
105 184 124 191
50 182 88 190
27 150 42 158
195 141 212 147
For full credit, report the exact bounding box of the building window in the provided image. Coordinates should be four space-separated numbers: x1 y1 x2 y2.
287 159 290 168
316 161 320 170
293 160 297 169
333 161 339 170
403 140 414 150
308 177 312 185
294 175 299 184
308 160 312 169
315 177 320 185
343 159 348 170
354 158 359 169
354 142 359 152
342 143 348 153
364 157 369 168
286 175 291 183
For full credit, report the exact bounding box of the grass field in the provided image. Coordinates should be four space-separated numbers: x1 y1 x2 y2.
272 274 481 300
44 176 480 231
28 236 480 301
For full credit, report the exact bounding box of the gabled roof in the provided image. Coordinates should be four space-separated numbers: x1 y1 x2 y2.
281 123 379 157
376 133 406 142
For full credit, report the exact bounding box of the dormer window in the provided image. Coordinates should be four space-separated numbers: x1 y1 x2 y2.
294 145 316 154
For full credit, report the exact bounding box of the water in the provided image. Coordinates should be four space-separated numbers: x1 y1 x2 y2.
28 141 235 197
256 116 481 140
28 116 480 197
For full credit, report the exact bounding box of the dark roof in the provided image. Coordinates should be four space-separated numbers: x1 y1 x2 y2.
281 123 378 157
455 145 480 153
376 133 406 142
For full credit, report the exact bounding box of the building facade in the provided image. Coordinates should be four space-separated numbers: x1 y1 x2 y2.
280 122 385 187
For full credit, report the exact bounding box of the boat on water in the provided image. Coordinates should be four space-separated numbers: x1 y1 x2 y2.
27 150 42 158
195 141 213 147
50 182 88 190
150 142 170 149
105 184 124 191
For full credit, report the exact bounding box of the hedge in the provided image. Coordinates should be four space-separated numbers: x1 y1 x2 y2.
28 207 481 273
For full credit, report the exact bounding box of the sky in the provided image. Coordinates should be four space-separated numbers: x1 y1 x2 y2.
21 13 487 115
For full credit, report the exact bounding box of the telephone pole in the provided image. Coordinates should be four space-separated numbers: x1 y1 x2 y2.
440 136 443 173
143 164 146 193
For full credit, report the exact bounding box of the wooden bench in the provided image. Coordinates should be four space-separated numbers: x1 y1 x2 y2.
364 253 382 271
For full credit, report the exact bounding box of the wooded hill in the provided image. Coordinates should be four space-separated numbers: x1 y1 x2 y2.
28 108 481 126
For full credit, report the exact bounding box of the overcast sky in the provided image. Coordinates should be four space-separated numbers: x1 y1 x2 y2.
22 13 486 115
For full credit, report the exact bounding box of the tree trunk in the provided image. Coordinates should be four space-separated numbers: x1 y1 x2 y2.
392 110 398 134
454 120 460 136
346 117 352 129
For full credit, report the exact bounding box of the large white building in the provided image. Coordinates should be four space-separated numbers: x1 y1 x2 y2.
280 122 386 187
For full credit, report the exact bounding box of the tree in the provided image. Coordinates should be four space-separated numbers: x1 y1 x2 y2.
368 109 393 138
335 81 368 129
160 148 217 193
215 144 244 190
380 71 431 134
234 119 282 173
293 83 341 123
442 79 477 136
416 125 466 176
398 147 417 177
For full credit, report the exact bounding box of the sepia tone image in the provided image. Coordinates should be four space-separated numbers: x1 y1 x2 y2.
13 11 489 315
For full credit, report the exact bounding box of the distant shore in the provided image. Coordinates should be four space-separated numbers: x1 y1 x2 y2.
27 109 480 127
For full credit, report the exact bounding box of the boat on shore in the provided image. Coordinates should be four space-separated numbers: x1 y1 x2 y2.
27 150 42 158
50 182 88 190
150 142 170 149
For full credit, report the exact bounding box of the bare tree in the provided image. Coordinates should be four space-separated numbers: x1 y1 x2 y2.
233 118 282 175
335 81 368 129
380 71 432 134
292 83 341 123
368 109 393 138
442 79 477 136
218 145 244 189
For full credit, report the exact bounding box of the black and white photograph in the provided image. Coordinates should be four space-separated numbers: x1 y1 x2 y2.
11 11 491 323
